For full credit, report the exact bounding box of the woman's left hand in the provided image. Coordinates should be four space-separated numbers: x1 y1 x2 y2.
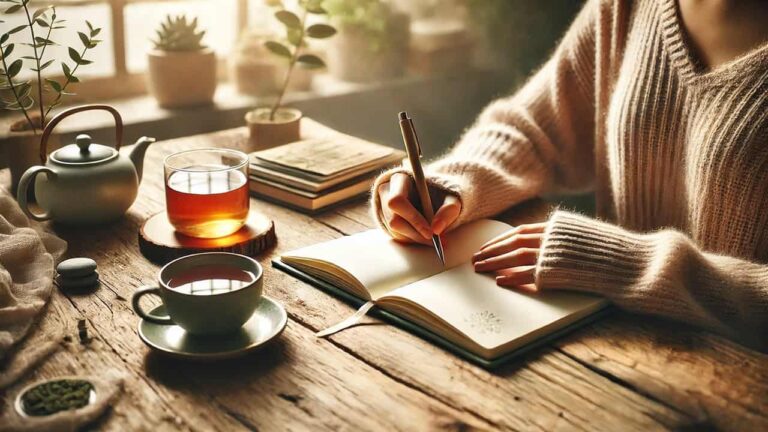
471 222 548 292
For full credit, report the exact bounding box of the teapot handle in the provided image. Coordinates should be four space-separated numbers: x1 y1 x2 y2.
17 166 57 221
39 104 123 164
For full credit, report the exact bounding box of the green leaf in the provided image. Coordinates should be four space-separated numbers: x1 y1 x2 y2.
2 43 12 57
304 0 326 14
0 33 8 44
67 75 78 83
264 40 291 58
35 18 47 27
4 4 22 14
275 10 300 29
32 7 46 20
68 47 82 63
34 36 54 46
77 58 92 65
296 53 325 69
8 24 25 34
6 58 22 77
45 78 61 92
62 62 71 77
77 31 89 47
287 28 302 46
306 24 336 39
39 58 53 69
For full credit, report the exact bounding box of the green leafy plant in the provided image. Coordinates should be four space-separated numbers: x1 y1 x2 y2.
264 0 336 121
0 0 102 134
322 0 393 52
152 15 206 52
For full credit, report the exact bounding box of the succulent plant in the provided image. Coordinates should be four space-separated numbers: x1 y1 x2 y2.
152 15 206 52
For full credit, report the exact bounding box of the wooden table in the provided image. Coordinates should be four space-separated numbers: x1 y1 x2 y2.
10 126 767 431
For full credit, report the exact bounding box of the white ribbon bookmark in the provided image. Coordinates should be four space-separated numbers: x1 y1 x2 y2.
316 301 376 338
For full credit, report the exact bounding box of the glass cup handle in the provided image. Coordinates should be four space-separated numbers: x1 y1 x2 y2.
131 286 174 325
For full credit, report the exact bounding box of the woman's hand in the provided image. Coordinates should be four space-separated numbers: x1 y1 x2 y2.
377 172 462 244
472 222 547 291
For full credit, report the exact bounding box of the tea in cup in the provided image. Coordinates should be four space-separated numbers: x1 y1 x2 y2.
164 149 249 238
131 253 263 335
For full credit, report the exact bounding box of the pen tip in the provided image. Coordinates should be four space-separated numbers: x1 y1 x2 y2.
398 111 408 120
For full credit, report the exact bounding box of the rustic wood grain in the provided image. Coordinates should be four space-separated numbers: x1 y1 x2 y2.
138 210 277 264
4 126 763 431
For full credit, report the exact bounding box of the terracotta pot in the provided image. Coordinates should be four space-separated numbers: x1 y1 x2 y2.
244 108 302 151
327 13 410 83
147 48 217 108
2 130 60 195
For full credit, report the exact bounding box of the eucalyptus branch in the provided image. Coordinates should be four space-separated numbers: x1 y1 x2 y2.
38 10 54 63
43 44 89 119
21 1 44 128
1 3 100 132
0 39 36 132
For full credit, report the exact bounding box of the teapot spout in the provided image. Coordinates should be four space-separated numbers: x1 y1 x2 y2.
126 136 156 182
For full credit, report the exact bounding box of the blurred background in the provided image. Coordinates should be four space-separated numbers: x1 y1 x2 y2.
1 0 584 157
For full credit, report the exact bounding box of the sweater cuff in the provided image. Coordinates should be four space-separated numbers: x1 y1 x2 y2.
535 211 657 304
369 166 465 235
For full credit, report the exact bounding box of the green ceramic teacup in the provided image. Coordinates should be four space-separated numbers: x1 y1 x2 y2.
131 252 263 335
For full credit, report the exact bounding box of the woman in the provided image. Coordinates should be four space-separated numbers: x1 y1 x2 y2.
373 0 768 348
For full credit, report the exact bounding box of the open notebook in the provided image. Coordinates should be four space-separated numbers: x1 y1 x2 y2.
274 219 609 367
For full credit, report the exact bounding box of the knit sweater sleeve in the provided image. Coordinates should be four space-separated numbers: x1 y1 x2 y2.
372 0 609 229
537 211 768 348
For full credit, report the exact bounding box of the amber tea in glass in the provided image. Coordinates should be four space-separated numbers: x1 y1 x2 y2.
164 149 249 238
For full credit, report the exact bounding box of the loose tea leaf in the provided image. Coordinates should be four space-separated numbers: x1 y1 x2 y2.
21 379 94 416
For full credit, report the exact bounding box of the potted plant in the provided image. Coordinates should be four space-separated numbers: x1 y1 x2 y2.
323 0 410 83
147 15 216 108
0 2 102 193
245 0 336 151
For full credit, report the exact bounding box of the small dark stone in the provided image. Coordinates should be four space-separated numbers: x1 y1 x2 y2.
57 272 99 290
57 258 97 278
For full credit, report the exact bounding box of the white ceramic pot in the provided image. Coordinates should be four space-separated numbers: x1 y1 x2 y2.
327 13 410 83
244 107 302 151
147 48 217 108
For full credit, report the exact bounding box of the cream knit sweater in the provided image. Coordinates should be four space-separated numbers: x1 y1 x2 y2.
372 0 768 347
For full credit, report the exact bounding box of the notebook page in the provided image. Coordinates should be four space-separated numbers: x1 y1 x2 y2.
385 263 607 350
281 219 510 299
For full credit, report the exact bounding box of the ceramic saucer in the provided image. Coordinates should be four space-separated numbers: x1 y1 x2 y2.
137 296 287 360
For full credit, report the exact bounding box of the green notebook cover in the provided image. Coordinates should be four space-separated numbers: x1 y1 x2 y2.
272 258 610 369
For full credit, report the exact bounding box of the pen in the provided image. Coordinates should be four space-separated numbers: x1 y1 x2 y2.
398 111 445 266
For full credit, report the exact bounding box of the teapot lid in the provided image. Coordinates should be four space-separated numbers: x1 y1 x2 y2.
50 134 117 165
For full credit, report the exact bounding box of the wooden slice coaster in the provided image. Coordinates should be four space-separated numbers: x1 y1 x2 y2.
139 211 276 264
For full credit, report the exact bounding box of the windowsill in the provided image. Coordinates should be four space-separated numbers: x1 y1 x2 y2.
1 69 514 158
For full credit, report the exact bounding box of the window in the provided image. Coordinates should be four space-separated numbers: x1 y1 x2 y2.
6 0 250 100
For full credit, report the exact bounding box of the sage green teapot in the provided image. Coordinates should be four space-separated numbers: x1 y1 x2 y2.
17 105 156 225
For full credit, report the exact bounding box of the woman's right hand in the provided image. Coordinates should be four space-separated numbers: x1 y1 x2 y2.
377 172 462 244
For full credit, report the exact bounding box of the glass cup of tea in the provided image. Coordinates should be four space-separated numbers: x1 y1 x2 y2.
164 148 250 238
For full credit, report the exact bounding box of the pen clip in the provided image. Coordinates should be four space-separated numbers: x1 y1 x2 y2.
408 118 422 157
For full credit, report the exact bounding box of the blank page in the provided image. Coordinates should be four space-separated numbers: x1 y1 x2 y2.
386 263 607 351
281 219 510 299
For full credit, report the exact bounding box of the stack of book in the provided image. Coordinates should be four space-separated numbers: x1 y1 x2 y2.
247 135 405 213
